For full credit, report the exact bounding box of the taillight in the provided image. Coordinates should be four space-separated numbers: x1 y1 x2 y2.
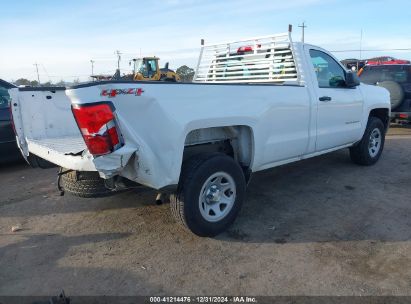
72 102 123 156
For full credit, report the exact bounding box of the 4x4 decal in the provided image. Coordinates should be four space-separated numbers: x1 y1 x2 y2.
101 88 144 97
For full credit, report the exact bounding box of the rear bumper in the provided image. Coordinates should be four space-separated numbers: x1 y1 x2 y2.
92 145 137 178
25 137 138 181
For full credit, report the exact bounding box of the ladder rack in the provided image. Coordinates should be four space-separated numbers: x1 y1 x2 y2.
193 31 301 84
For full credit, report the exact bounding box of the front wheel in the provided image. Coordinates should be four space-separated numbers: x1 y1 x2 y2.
349 116 386 166
170 153 246 237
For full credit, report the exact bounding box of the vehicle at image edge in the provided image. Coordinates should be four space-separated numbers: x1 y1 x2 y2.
359 64 411 123
9 31 391 237
341 56 410 73
366 56 410 66
0 79 22 162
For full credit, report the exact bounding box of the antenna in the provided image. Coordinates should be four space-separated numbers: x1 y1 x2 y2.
298 22 307 43
358 29 363 71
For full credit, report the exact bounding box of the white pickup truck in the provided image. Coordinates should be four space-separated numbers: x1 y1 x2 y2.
9 32 390 236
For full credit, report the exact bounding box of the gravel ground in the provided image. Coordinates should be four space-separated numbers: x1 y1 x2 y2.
0 127 410 296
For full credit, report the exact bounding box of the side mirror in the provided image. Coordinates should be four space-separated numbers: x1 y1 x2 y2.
346 70 360 87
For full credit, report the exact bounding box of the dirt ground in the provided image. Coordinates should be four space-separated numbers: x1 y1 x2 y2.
0 127 410 296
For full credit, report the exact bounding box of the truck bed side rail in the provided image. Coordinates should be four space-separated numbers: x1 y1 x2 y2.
193 31 301 84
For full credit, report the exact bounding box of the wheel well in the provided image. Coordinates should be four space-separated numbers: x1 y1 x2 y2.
369 108 389 130
183 126 253 177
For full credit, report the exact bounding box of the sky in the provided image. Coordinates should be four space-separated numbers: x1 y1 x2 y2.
1 0 410 83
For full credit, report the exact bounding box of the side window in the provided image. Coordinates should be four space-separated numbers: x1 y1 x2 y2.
310 49 346 88
146 59 157 77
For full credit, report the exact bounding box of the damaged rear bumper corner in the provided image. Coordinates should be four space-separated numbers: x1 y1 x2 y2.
92 145 139 179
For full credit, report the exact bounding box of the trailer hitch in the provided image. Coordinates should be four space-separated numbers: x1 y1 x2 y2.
56 168 74 196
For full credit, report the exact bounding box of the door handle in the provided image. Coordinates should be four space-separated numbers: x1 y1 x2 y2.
319 96 332 102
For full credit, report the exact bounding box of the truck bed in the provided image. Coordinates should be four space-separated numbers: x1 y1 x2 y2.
26 135 96 171
27 136 86 155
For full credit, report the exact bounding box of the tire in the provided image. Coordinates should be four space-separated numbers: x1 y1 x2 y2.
60 168 113 198
377 81 404 110
170 153 246 237
349 117 386 166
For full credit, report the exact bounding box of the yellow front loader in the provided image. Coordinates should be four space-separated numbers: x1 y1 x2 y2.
131 57 180 82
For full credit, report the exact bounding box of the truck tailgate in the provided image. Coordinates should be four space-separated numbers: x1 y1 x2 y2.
9 87 96 171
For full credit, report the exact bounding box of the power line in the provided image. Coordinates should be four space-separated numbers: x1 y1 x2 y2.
91 47 199 60
331 48 411 53
45 70 118 78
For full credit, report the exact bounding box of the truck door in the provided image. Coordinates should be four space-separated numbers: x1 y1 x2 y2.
308 48 364 151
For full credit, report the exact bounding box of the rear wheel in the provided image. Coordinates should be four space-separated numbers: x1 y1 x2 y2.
349 117 385 166
170 153 246 237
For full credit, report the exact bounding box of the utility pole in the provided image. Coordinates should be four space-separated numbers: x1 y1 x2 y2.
90 60 95 77
115 50 122 70
298 22 307 43
357 29 363 71
33 63 41 85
